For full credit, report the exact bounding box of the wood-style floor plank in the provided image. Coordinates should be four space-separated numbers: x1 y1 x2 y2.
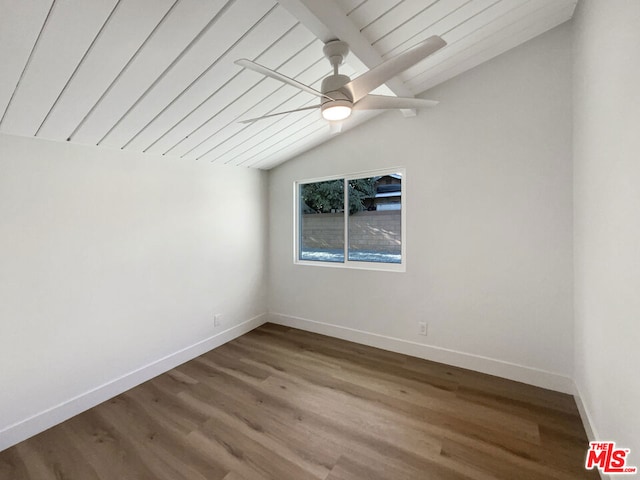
0 324 598 479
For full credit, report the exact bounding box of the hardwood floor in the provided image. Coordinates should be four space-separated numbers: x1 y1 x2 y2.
0 323 597 480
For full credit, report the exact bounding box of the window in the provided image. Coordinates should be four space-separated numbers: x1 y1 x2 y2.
296 169 405 271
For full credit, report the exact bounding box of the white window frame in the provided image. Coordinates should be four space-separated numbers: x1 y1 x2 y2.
294 167 406 273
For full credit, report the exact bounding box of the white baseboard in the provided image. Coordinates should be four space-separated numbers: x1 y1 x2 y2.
268 313 574 394
573 382 609 480
574 382 599 441
0 313 267 452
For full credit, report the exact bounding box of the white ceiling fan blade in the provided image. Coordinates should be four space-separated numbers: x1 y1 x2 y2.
235 59 334 101
239 105 321 124
344 36 446 102
353 95 439 111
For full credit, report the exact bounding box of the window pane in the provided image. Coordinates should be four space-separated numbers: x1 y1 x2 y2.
348 173 402 264
299 180 345 263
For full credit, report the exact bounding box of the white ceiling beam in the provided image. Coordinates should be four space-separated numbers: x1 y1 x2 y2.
277 0 418 117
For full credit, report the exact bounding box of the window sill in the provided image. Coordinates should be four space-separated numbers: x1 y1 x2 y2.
294 259 406 273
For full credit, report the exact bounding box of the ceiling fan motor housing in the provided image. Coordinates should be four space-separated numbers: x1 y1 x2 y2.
320 73 353 120
320 74 353 120
321 75 352 102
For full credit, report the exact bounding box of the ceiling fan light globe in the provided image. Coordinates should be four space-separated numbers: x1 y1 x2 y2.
321 98 352 121
322 105 351 121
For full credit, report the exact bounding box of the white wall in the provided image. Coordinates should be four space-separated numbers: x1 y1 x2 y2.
0 133 268 448
573 0 640 459
268 24 574 391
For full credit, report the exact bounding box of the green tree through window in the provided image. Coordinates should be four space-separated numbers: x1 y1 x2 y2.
301 178 375 214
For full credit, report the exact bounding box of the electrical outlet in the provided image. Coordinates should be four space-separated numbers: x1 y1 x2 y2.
214 314 223 327
419 322 428 336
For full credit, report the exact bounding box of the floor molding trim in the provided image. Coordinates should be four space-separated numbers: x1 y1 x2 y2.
0 313 268 452
573 382 608 480
269 313 574 394
574 382 599 441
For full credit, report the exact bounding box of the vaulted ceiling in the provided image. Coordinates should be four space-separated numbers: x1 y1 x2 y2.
0 0 577 169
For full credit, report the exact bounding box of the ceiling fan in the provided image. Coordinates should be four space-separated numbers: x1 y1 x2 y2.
235 35 446 125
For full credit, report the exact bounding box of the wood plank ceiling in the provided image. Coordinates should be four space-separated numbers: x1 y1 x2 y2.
0 0 577 170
